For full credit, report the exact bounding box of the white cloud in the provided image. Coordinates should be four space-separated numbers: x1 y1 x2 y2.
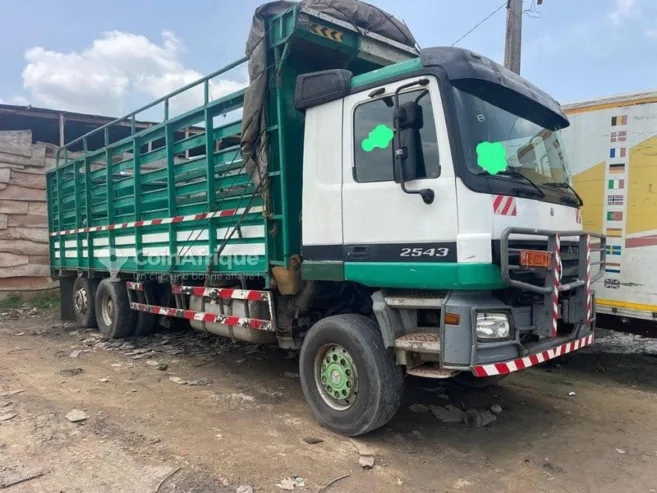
0 95 30 106
608 0 638 24
20 31 246 116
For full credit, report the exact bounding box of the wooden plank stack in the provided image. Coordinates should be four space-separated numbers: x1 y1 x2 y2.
0 130 58 296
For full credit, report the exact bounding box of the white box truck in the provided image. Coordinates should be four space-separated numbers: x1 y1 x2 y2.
563 91 657 323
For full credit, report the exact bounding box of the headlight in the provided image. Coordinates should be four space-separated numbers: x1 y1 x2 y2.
476 312 510 339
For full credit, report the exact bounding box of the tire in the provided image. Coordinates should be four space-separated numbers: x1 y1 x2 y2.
133 283 157 336
94 278 136 339
454 372 508 388
72 277 99 328
299 314 403 436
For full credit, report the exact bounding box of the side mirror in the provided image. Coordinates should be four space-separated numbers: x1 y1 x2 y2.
392 83 434 205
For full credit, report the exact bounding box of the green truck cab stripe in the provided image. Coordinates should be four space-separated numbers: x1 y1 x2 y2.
343 262 506 290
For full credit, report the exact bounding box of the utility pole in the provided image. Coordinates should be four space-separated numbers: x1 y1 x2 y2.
504 0 523 74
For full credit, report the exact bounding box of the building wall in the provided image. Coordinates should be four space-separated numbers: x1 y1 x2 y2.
0 130 57 297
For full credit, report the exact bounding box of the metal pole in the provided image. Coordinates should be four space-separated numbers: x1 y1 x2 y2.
504 0 522 74
58 113 65 147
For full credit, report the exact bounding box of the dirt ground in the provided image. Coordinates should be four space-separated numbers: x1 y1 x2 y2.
1 308 657 493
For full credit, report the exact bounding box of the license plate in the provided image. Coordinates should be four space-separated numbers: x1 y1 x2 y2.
520 250 552 268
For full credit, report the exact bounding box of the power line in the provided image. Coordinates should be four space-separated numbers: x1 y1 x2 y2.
451 2 507 47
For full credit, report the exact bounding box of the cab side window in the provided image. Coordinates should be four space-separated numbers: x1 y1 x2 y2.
353 89 440 183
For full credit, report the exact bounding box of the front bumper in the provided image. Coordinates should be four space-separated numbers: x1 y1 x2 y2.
472 333 594 377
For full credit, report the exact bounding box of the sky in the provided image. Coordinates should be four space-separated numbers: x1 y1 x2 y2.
0 0 656 118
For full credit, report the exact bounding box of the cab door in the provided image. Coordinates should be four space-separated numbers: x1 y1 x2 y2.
341 76 458 286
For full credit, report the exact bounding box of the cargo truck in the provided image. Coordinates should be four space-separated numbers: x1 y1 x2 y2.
563 90 657 326
47 1 605 436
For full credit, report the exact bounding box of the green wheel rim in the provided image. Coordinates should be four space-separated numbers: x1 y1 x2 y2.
314 344 358 411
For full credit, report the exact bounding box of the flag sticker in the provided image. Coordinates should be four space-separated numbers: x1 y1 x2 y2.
606 245 622 255
607 211 623 221
608 178 625 189
606 228 623 238
605 261 621 274
611 115 628 126
610 131 627 143
607 194 624 205
609 147 626 158
609 163 625 174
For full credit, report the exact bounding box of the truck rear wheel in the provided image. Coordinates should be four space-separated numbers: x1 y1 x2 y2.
95 279 136 339
299 314 403 436
72 277 99 328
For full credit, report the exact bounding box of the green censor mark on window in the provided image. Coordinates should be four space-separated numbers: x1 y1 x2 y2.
362 124 394 152
476 141 508 175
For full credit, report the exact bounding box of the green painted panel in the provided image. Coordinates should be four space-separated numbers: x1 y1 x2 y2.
344 262 506 290
350 58 422 89
302 261 344 281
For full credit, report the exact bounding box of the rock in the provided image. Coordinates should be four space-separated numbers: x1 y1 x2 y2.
236 486 253 493
284 372 300 378
303 436 324 444
111 363 123 367
359 455 375 469
464 409 497 428
58 368 84 377
568 391 576 396
490 403 503 414
16 331 25 336
235 359 246 364
243 344 260 354
188 378 212 386
69 350 82 358
0 413 17 422
169 377 187 385
65 409 88 423
430 405 464 423
211 393 255 404
132 352 154 360
616 448 626 454
411 430 423 440
275 477 297 490
145 360 161 367
409 403 429 413
99 378 110 383
157 363 168 371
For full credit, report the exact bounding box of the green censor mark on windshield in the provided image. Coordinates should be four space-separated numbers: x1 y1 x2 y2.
362 124 394 152
476 141 508 175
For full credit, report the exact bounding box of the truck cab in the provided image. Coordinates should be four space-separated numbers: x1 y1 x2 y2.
48 2 605 437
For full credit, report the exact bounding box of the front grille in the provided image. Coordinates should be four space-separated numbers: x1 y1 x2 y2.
493 240 580 290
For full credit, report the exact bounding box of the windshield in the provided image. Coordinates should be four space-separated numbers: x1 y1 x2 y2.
453 86 575 197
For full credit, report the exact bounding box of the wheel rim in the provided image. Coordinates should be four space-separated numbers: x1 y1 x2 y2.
74 287 87 316
314 344 358 411
101 292 115 327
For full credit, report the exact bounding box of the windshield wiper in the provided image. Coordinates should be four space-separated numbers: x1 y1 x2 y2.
497 170 546 198
543 181 584 206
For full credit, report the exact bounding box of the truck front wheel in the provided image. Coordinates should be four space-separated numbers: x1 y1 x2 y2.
299 314 403 436
95 279 136 339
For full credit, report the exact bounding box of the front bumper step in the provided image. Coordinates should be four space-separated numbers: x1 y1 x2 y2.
395 332 441 354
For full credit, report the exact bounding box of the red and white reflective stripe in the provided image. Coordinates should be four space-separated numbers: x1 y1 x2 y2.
472 333 594 377
493 195 517 216
49 206 264 237
585 234 592 323
170 284 267 301
129 302 272 331
125 281 143 291
552 234 562 337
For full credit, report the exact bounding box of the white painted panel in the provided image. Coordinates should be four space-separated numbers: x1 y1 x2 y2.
219 243 265 256
94 238 109 246
492 198 580 239
302 98 344 247
143 233 169 244
217 225 265 239
95 249 110 257
115 248 136 257
342 76 458 245
457 233 492 263
142 247 170 256
115 235 136 246
178 230 209 242
177 246 209 256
